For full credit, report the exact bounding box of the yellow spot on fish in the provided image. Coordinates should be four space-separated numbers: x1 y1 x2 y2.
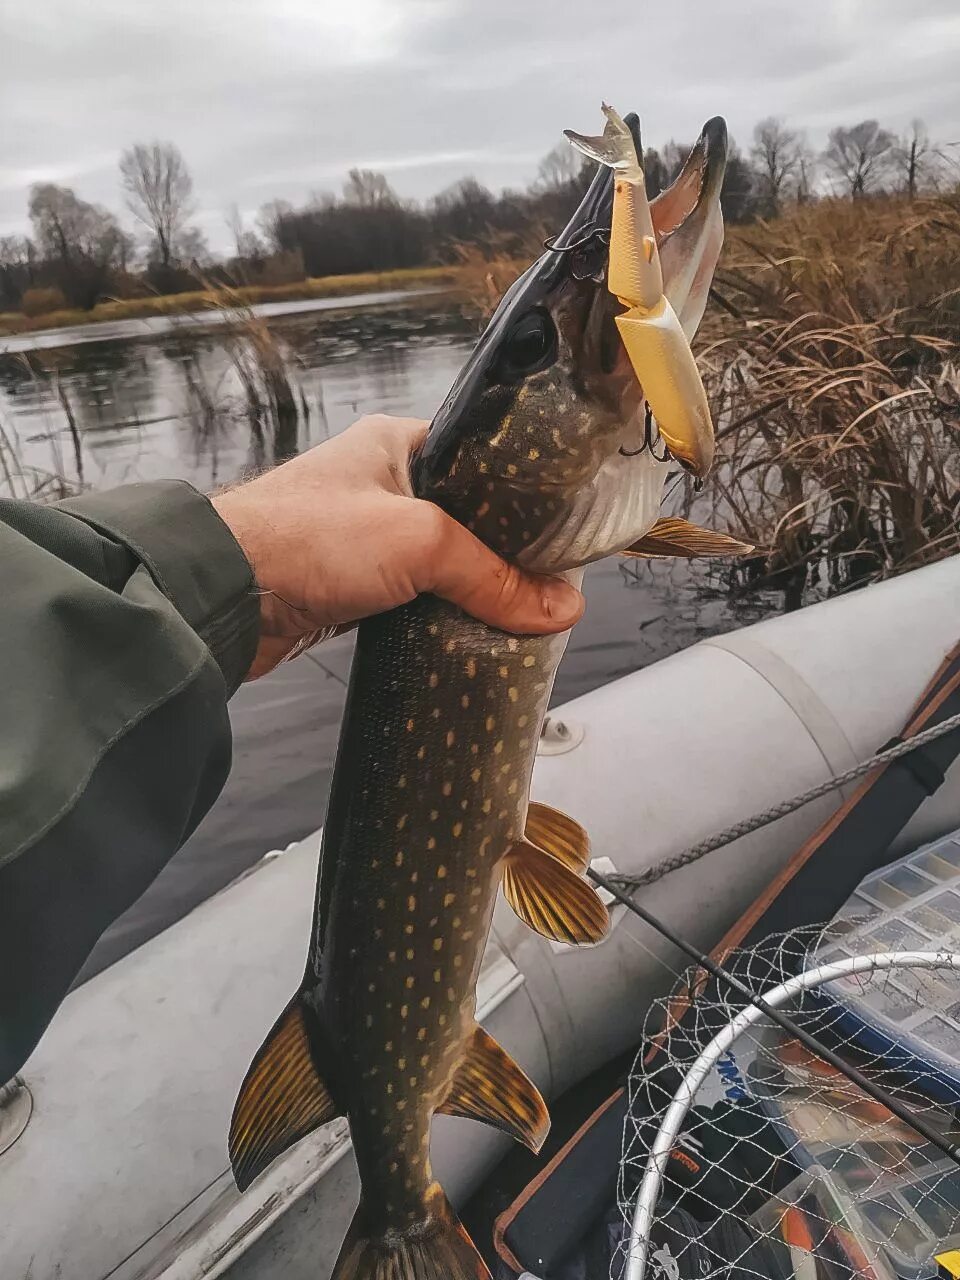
523 654 536 667
466 658 477 678
461 694 470 709
509 687 519 702
388 952 396 963
485 716 495 732
377 898 386 910
420 996 430 1010
406 948 415 961
445 639 456 653
470 768 481 783
443 892 455 907
405 923 414 934
482 798 492 814
528 447 540 460
428 623 438 636
442 781 452 796
386 1040 393 1051
428 672 438 688
389 1161 398 1174
397 1099 407 1111
398 775 407 788
417 744 426 760
410 870 418 884
494 740 504 755
368 982 376 993
433 938 443 951
508 781 518 795
406 975 414 989
476 501 490 517
433 968 442 983
406 718 415 731
407 894 416 912
452 822 463 838
397 815 407 831
437 865 447 878
420 1053 430 1068
452 915 461 927
439 1013 447 1025
498 665 508 678
427 836 436 850
453 956 463 969
408 1076 418 1088
430 810 438 821
401 1005 409 1019
431 708 440 719
518 714 529 728
446 730 455 748
506 464 517 476
447 987 456 1001
395 851 404 867
470 743 479 755
387 1083 393 1095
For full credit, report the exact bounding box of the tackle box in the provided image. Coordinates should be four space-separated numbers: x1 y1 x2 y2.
806 834 960 1104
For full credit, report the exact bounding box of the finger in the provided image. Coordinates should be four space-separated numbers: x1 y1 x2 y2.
422 508 584 635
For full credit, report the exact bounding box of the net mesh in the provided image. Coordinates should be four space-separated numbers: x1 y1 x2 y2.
617 926 960 1280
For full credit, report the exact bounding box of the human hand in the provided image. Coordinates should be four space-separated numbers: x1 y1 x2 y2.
211 415 585 680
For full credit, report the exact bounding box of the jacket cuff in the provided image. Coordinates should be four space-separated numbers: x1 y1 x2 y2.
57 481 260 693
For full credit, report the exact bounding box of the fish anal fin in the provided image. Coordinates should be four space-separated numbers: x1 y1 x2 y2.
623 516 755 559
502 840 609 945
437 1024 549 1154
229 997 339 1191
525 800 590 874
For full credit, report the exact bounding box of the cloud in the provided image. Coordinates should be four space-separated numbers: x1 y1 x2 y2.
1 0 958 249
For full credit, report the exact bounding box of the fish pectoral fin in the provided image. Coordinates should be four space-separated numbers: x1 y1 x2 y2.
502 840 609 945
229 997 339 1192
437 1024 549 1154
525 800 590 874
623 516 755 560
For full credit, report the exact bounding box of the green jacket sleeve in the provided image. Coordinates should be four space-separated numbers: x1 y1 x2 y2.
0 480 260 1081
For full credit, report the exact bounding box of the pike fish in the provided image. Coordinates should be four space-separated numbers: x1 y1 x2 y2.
229 106 737 1280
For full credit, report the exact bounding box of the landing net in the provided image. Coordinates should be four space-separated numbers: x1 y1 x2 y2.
617 928 960 1280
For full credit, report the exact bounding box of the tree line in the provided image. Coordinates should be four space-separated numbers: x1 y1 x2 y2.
0 116 954 315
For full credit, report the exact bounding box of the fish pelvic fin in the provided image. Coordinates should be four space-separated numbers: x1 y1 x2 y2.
623 516 756 560
502 840 609 945
333 1185 491 1280
229 996 339 1192
525 800 590 873
437 1023 550 1153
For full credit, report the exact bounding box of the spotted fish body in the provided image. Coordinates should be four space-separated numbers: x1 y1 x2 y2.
229 107 730 1280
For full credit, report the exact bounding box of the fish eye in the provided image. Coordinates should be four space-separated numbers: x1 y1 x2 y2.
494 309 557 380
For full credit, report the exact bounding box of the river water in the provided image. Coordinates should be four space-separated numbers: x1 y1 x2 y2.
0 293 777 974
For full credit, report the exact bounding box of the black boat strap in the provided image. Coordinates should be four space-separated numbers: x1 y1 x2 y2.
880 734 946 796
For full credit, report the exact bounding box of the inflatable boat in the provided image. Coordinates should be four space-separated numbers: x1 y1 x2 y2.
3 555 960 1280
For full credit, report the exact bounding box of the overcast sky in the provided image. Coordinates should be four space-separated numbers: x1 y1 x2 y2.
2 0 958 253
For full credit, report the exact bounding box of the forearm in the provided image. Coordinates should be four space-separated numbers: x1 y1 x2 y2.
0 482 259 1080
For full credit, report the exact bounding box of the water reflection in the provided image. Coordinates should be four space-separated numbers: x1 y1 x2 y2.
0 297 479 494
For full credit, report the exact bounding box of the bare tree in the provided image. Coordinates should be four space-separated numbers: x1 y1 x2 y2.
751 117 800 214
256 198 293 252
891 120 943 198
28 183 126 306
226 204 263 261
822 120 895 197
119 141 195 268
795 139 818 203
342 168 397 208
534 142 581 192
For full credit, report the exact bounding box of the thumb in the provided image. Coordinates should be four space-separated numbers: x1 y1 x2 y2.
422 507 584 635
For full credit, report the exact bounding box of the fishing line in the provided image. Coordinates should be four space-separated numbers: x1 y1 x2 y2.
587 865 960 1169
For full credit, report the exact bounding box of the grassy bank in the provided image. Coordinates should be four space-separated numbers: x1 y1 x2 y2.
0 265 461 338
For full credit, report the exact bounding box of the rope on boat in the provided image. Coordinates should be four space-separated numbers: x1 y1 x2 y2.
611 709 960 891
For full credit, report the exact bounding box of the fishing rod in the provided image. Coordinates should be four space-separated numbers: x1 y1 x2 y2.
587 866 960 1169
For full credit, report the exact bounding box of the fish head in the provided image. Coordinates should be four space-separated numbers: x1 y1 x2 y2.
413 111 727 574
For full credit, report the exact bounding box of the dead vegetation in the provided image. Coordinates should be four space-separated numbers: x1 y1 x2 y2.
457 196 960 607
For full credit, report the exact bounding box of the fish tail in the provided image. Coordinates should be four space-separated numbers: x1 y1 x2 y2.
333 1185 490 1280
564 103 641 177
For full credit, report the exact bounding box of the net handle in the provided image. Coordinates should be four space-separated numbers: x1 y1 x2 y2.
626 950 960 1280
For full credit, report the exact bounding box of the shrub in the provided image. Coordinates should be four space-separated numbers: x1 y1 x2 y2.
20 286 67 317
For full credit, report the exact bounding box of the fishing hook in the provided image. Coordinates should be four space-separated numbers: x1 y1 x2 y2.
620 404 671 461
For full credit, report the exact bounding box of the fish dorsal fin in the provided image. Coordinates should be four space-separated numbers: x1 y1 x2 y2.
623 516 755 559
525 800 590 874
502 840 608 944
229 998 339 1191
437 1024 549 1153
